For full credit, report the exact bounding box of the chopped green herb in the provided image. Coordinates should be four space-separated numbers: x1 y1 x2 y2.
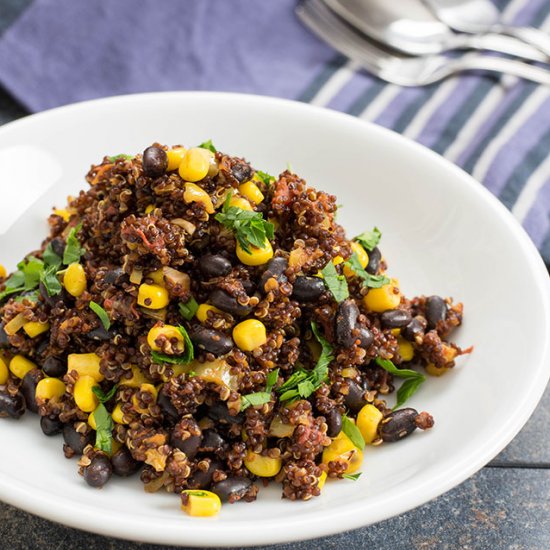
355 227 382 251
107 154 133 162
345 252 390 289
21 257 44 290
255 170 276 187
321 261 349 302
92 385 118 403
179 297 199 321
39 265 62 297
278 323 332 402
151 325 194 365
240 368 280 411
375 357 426 409
342 472 362 481
93 403 114 454
43 242 62 270
14 290 39 303
197 139 217 153
63 223 85 265
342 414 365 449
89 301 111 330
215 192 274 254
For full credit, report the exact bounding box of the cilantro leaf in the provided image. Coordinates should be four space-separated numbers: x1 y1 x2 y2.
92 385 118 403
241 368 279 411
151 325 194 365
345 252 390 289
93 403 114 454
22 257 44 290
107 154 133 162
355 227 381 251
179 297 199 321
40 264 62 296
0 267 26 302
215 193 274 254
197 139 217 153
342 472 362 481
90 301 111 330
63 223 85 265
255 170 276 187
266 368 279 392
14 290 39 303
321 261 349 302
43 242 62 270
375 357 426 409
342 414 365 449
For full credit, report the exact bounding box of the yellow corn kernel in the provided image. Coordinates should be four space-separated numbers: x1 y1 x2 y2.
236 239 273 266
9 355 36 379
363 278 401 313
63 263 87 297
183 182 215 214
137 283 169 310
4 313 26 336
54 208 71 222
23 321 50 338
0 356 9 385
244 451 282 477
0 264 6 279
112 403 127 424
317 471 328 491
229 195 253 211
332 255 344 266
88 409 98 430
166 147 187 171
132 383 158 414
120 365 150 388
145 204 155 215
196 304 222 324
146 268 164 285
68 353 104 382
322 432 364 474
181 490 221 517
239 181 264 204
179 148 210 183
343 242 369 278
147 324 184 353
391 328 401 336
426 363 450 377
357 404 383 444
74 375 99 413
397 337 414 362
232 319 267 351
35 377 66 401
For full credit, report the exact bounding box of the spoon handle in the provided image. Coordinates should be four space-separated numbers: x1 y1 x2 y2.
492 25 550 59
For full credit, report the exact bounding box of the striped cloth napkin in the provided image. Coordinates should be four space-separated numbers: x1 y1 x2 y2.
0 0 549 267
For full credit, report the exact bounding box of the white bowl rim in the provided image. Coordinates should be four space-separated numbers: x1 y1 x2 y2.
0 91 549 547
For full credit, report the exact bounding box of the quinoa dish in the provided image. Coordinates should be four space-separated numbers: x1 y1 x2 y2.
0 142 471 517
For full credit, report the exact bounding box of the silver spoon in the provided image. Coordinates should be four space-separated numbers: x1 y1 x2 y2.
422 0 550 57
323 0 548 61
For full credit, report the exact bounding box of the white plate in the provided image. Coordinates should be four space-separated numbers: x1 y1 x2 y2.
0 93 549 547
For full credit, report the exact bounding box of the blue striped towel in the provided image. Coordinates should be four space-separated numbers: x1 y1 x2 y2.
0 0 549 267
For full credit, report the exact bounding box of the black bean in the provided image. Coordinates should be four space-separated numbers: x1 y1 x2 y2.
63 424 92 455
260 257 288 291
50 237 66 258
0 391 25 419
211 477 252 503
366 247 381 275
111 447 141 477
231 163 253 183
292 276 325 302
103 268 127 286
207 402 244 425
200 429 227 453
241 280 256 295
170 420 202 460
86 326 113 341
157 386 179 424
39 282 70 307
380 309 412 329
0 324 8 347
335 299 359 347
357 327 374 350
190 327 233 356
35 338 50 356
401 317 426 342
380 408 418 442
40 415 63 436
42 356 67 378
142 146 168 178
425 296 447 330
84 455 113 488
199 254 232 278
208 289 252 317
344 380 366 412
325 409 342 438
188 459 223 490
21 369 43 414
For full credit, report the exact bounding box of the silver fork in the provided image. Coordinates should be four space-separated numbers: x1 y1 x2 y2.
296 0 550 86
